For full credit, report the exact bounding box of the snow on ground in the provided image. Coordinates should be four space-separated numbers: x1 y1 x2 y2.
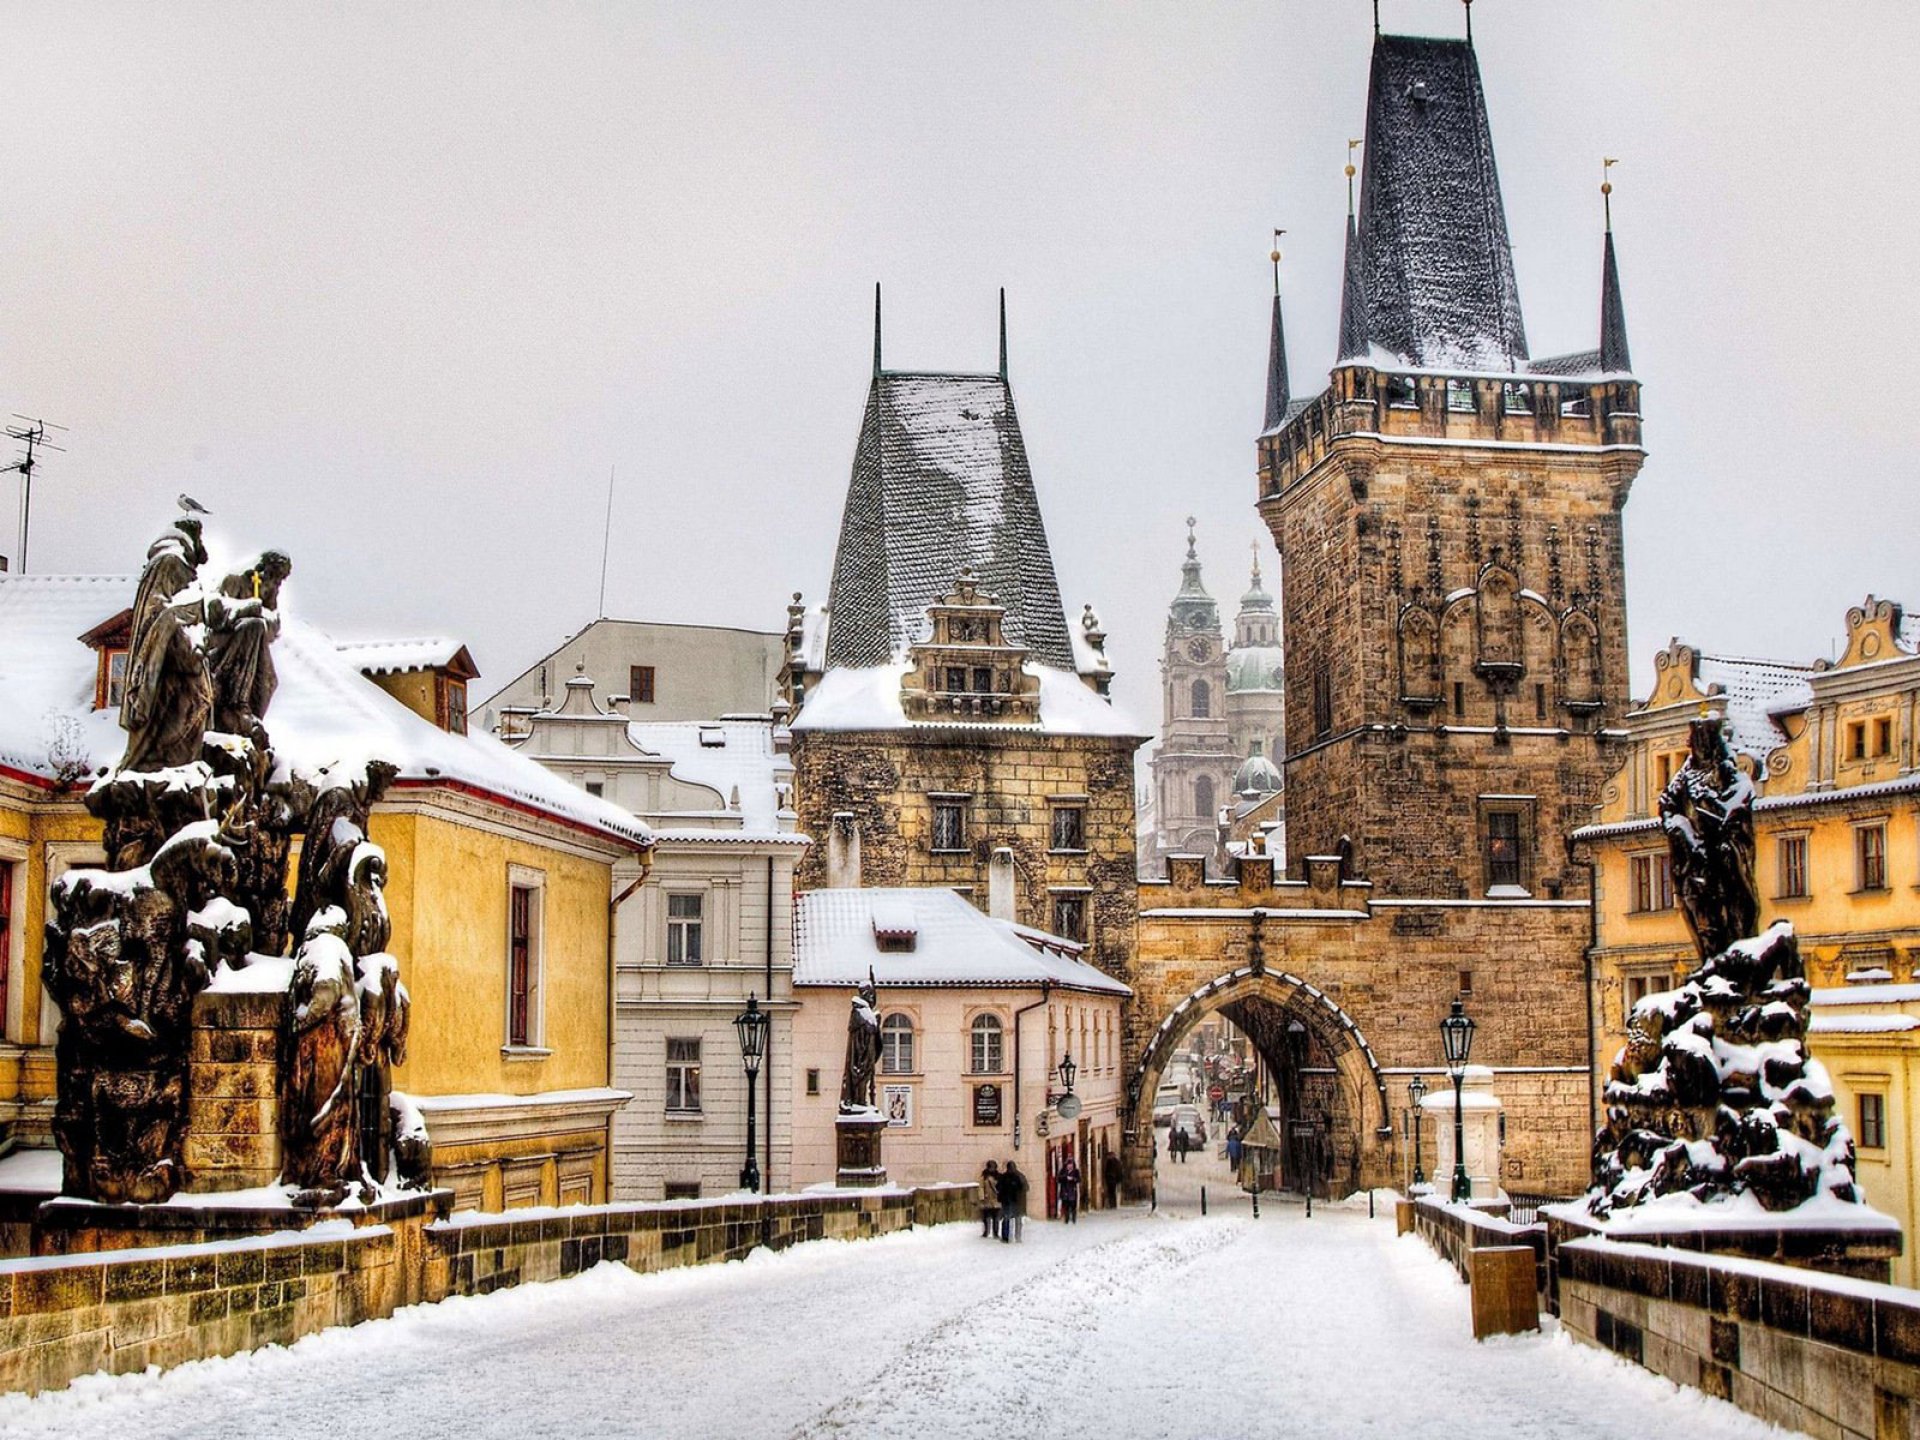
1 1146 1800 1440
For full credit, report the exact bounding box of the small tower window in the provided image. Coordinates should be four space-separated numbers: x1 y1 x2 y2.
1191 679 1211 718
1502 383 1532 415
1195 775 1215 818
1387 375 1417 410
1446 380 1475 413
1559 386 1592 418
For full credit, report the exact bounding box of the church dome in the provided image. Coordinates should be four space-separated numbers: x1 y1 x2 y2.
1226 646 1285 694
1234 752 1282 796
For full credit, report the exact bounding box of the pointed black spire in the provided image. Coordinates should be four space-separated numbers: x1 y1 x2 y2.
1599 229 1631 375
998 288 1008 380
1337 212 1370 360
873 282 883 378
1348 34 1528 370
1264 291 1290 432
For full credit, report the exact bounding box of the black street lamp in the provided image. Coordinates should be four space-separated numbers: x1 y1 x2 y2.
1440 997 1477 1203
1056 1051 1077 1096
1407 1074 1428 1188
734 994 771 1193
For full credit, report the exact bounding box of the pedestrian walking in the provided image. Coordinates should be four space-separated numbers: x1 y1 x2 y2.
1226 1126 1243 1171
978 1160 1001 1237
998 1160 1028 1243
1057 1155 1081 1224
1171 1127 1188 1164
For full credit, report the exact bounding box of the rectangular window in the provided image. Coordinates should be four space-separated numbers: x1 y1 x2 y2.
106 649 129 708
1052 894 1087 943
1777 835 1808 899
1486 812 1522 890
1387 375 1417 409
1446 379 1475 413
931 801 967 853
971 667 993 694
630 665 656 704
805 1068 820 1097
1457 968 1473 997
1534 683 1547 723
1630 853 1674 913
666 1038 702 1113
1050 805 1086 852
944 666 967 692
666 893 704 965
507 881 541 1048
1875 718 1894 757
1859 1093 1887 1151
1858 824 1889 891
1502 382 1531 415
1849 722 1868 761
438 677 468 735
664 1180 701 1200
585 780 604 797
1313 669 1332 739
1559 386 1592 417
1623 973 1662 1023
1453 681 1465 718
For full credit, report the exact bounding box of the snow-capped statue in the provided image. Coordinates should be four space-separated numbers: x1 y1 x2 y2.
1589 718 1859 1217
840 969 882 1113
46 515 419 1208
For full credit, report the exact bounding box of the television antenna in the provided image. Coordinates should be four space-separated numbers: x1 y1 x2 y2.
5 417 66 574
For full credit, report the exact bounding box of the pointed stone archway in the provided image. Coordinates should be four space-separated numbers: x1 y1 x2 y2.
1125 966 1394 1199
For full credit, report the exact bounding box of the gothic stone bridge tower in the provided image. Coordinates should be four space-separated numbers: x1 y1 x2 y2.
1129 28 1642 1202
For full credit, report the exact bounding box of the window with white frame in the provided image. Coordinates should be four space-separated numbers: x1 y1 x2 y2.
1858 823 1889 892
666 1037 702 1113
1859 1092 1887 1151
1629 852 1674 913
881 1013 915 1074
506 869 545 1049
1777 834 1809 899
666 892 704 965
970 1013 1004 1075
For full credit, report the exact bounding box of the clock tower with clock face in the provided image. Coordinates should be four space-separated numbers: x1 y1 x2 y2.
1149 520 1235 872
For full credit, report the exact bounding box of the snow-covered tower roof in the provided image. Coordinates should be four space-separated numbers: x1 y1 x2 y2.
1340 32 1529 371
822 287 1074 672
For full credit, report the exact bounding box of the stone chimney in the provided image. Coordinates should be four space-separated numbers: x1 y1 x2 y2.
828 812 861 888
988 847 1016 922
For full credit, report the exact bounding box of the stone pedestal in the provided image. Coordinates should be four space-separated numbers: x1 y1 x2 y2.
186 986 283 1192
835 1109 887 1188
1422 1065 1503 1203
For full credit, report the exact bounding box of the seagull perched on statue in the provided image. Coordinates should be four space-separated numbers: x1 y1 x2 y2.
177 492 210 516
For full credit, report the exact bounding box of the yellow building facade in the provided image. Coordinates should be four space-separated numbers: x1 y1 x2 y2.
1576 598 1920 1279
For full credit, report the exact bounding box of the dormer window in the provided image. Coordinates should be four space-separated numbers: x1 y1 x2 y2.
437 676 468 735
100 647 129 710
79 608 135 711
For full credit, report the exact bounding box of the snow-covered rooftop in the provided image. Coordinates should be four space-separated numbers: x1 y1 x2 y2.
0 573 650 850
790 662 1144 739
794 888 1130 996
1693 653 1815 760
627 715 794 834
334 636 476 677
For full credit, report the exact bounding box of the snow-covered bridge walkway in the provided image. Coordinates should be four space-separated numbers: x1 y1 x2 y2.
0 1201 1790 1439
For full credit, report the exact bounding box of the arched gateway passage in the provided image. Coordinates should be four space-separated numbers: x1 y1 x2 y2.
1126 967 1394 1200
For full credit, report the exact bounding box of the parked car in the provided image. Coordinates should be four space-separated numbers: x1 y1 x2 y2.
1152 1083 1183 1127
1170 1104 1207 1148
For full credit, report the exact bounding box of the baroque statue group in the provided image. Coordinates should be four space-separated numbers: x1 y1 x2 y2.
42 511 430 1207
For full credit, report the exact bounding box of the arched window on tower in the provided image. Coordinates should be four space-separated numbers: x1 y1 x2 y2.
1191 679 1211 718
1195 775 1215 819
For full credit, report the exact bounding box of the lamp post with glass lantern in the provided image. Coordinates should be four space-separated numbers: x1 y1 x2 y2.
1440 997 1477 1203
733 994 771 1193
1407 1074 1429 1188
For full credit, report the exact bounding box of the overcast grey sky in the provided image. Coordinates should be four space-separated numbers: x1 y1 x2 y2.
4 2 1916 736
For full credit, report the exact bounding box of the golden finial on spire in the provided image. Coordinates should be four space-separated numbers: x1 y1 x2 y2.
1270 228 1285 294
1602 156 1619 231
1346 138 1362 216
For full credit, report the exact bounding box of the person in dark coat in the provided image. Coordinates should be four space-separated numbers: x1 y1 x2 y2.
1057 1155 1082 1224
1226 1126 1243 1171
978 1160 1001 1237
997 1160 1029 1243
